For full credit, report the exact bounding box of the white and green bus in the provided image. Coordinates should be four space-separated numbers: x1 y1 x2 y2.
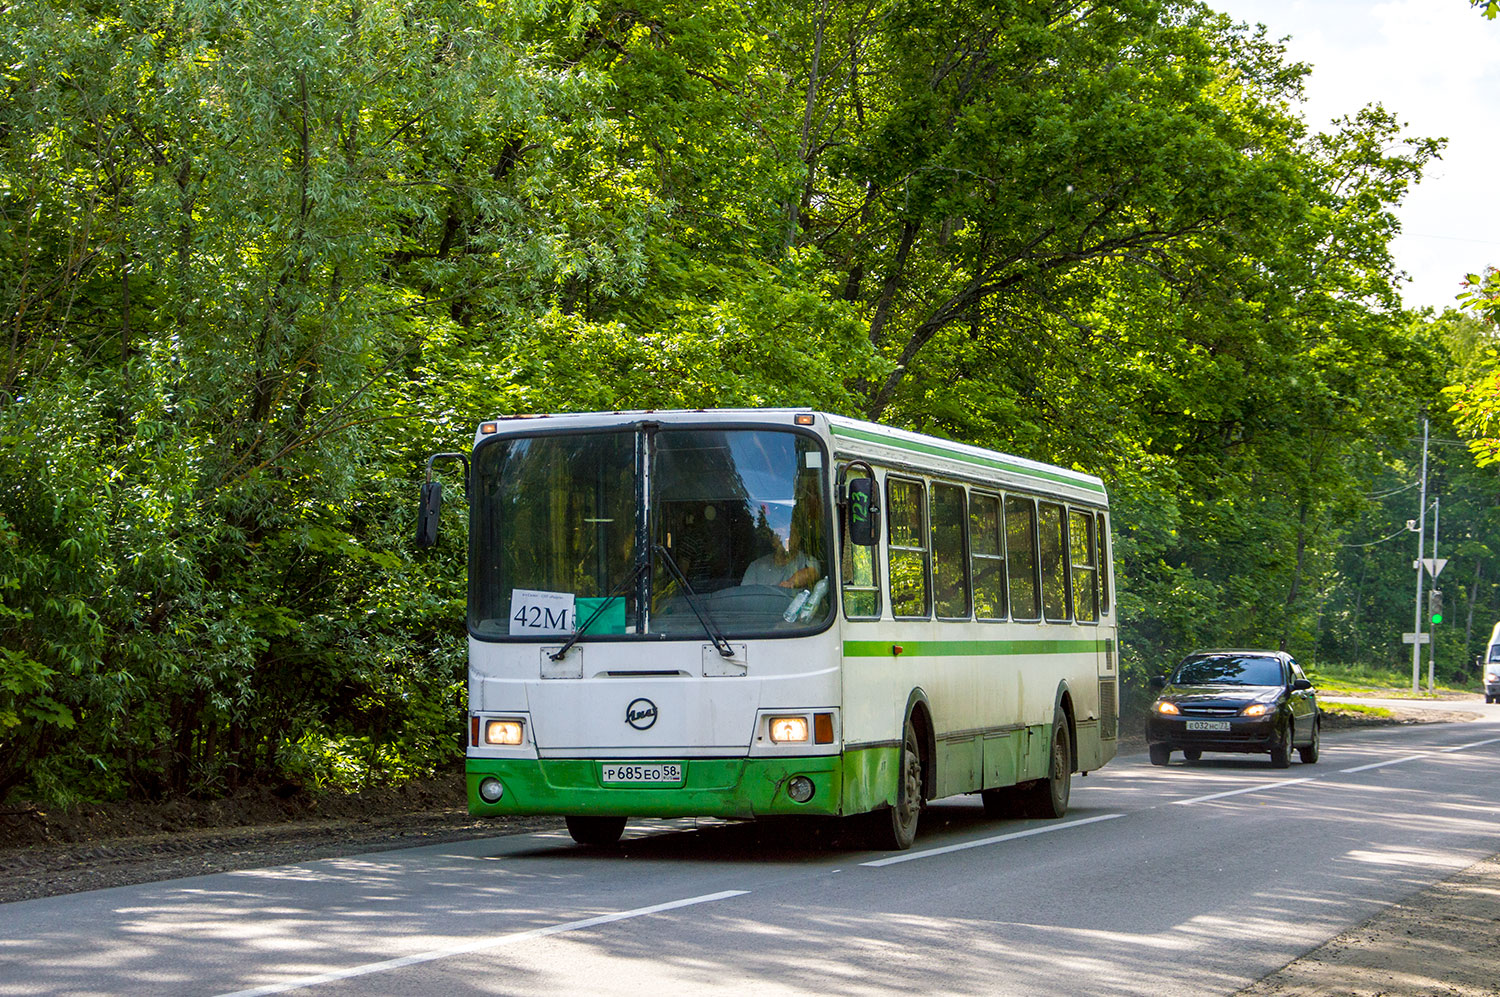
418 409 1118 849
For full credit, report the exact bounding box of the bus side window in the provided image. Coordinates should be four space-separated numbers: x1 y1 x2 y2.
1096 511 1111 616
931 482 970 619
841 466 882 619
1038 501 1071 622
887 477 931 618
1069 509 1098 623
1005 496 1040 621
971 492 1007 620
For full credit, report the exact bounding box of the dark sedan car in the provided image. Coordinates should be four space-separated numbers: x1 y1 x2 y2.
1145 650 1319 768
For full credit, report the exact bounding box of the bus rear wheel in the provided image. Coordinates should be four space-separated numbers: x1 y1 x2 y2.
867 719 922 850
566 815 627 846
1019 706 1071 819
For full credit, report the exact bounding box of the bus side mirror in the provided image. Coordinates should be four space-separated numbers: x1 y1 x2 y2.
416 480 442 547
847 476 879 547
416 451 470 548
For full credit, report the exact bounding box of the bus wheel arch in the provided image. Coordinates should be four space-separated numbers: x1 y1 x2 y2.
1054 684 1078 775
904 688 937 802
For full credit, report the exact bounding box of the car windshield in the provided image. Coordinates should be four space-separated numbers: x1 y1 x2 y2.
1172 654 1284 686
469 426 832 639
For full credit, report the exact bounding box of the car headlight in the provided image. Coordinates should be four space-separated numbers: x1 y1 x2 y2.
1240 703 1273 717
1155 701 1180 715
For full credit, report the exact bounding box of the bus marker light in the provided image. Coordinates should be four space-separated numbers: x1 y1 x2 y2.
769 716 809 743
892 644 904 657
478 777 505 802
485 719 525 745
787 776 815 803
480 422 499 435
814 712 834 744
795 413 815 426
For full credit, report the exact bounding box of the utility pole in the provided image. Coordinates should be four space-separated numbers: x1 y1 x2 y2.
1412 416 1429 694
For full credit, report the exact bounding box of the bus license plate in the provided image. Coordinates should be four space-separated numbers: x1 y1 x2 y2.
602 763 683 784
1185 720 1231 732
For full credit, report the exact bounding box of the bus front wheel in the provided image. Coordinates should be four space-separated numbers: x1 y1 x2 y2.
566 815 627 846
867 719 923 850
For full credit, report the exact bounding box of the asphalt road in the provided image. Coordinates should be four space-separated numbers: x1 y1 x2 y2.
4 710 1498 997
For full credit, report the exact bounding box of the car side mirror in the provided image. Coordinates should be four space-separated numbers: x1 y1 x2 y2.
1291 678 1312 692
1149 675 1166 690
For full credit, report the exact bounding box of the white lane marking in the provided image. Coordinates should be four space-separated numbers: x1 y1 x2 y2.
1338 736 1500 772
1439 736 1500 752
212 890 749 997
1340 754 1427 774
859 813 1124 868
1173 778 1314 805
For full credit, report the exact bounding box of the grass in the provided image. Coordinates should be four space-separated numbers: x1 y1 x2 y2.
1307 661 1470 699
1320 701 1395 719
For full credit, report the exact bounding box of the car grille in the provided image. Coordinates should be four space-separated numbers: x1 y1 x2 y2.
1179 705 1240 717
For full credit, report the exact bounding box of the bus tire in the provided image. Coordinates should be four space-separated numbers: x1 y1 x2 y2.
1019 706 1071 819
868 719 923 850
565 815 627 846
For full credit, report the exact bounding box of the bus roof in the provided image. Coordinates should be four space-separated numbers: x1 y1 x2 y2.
473 409 1107 506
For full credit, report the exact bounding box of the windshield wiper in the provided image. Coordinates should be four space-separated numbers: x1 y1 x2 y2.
653 543 736 659
548 560 646 662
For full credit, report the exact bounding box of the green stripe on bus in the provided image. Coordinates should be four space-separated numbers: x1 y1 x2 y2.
842 638 1110 657
829 422 1107 495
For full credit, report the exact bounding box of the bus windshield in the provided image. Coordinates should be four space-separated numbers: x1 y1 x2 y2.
470 426 832 640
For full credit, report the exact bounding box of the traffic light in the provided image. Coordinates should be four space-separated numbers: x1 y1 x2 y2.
1429 589 1444 625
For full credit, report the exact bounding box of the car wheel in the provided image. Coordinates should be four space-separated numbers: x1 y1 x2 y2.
1182 749 1202 763
1298 719 1320 764
1018 706 1072 819
565 816 627 846
867 718 922 850
1149 743 1171 766
1270 721 1292 769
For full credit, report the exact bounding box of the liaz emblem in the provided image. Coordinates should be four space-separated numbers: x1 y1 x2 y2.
625 698 658 731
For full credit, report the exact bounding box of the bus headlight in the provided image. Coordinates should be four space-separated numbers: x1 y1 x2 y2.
769 716 810 742
485 719 525 745
478 777 505 802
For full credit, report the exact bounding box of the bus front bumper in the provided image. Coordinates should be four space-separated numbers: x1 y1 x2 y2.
466 755 845 819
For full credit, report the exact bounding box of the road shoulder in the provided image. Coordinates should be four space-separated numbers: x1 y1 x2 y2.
1234 850 1500 997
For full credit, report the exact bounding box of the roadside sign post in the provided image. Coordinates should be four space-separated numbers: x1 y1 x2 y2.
1428 498 1440 693
1410 417 1429 694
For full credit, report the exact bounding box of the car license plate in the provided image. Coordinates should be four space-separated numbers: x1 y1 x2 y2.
1185 720 1231 732
601 763 683 784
